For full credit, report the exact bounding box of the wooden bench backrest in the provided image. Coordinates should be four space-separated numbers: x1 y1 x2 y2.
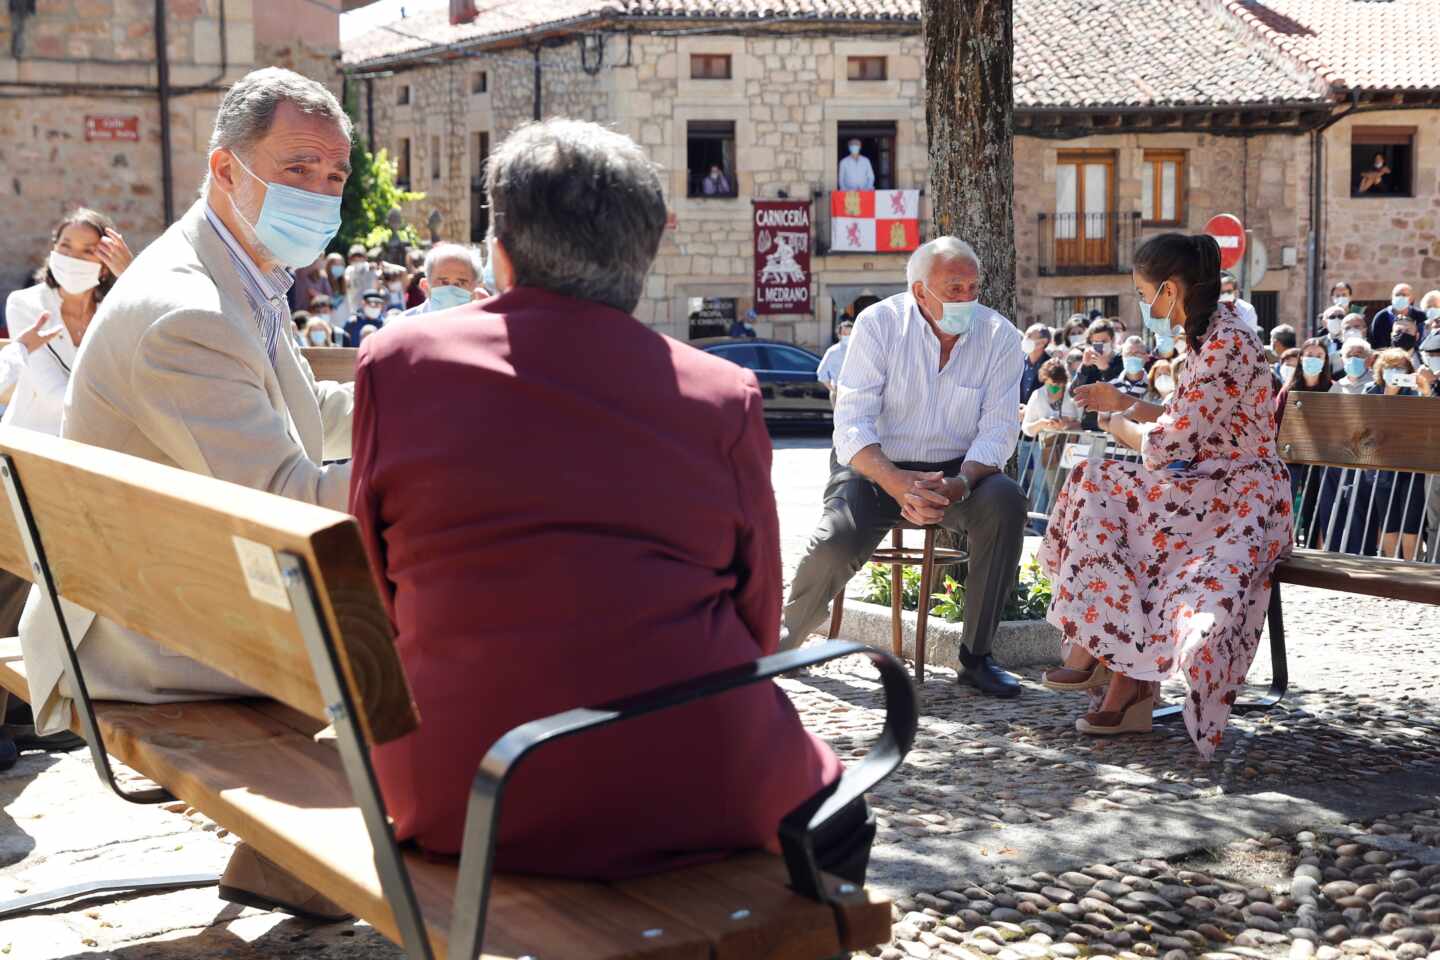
301 346 358 384
1279 392 1440 473
0 426 417 745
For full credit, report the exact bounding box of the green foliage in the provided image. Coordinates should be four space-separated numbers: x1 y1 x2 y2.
334 135 425 256
860 555 1053 623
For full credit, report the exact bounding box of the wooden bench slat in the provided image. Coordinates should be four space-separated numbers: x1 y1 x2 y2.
0 653 874 959
1275 549 1440 605
616 854 841 960
300 347 358 385
1278 392 1440 473
0 427 417 746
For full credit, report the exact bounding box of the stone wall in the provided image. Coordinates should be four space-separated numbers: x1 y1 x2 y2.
1014 130 1312 333
1321 109 1440 308
0 0 264 318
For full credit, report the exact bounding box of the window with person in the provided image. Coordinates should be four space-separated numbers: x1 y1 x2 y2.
686 121 737 197
1351 127 1414 197
846 56 887 81
690 54 732 80
836 121 896 190
1140 150 1185 226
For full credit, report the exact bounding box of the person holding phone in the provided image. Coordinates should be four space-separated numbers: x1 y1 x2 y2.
1072 318 1122 429
3 208 132 436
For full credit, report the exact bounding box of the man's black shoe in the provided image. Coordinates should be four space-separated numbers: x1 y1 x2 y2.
957 655 1022 699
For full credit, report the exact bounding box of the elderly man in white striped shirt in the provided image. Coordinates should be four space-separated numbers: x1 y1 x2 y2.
781 237 1028 697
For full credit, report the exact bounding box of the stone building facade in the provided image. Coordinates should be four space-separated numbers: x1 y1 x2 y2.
345 0 1440 349
351 30 928 347
0 0 349 319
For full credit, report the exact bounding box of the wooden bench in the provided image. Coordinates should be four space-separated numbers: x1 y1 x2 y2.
0 425 915 959
301 345 358 384
1162 392 1440 720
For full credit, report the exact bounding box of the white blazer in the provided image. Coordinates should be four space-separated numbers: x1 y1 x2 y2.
2 283 78 436
17 198 355 735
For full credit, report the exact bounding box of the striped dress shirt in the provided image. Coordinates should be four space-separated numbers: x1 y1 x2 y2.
203 205 292 366
833 291 1023 468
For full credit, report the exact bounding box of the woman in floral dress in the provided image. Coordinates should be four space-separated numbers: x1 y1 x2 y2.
1037 233 1292 758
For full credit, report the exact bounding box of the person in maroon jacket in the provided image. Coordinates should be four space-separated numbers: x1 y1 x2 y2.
351 118 870 882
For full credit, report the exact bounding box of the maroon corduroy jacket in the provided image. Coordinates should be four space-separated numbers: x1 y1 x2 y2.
351 286 841 878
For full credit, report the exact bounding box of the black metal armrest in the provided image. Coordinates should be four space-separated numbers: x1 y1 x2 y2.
446 640 918 959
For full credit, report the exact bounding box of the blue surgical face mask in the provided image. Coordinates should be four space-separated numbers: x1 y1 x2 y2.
1123 356 1145 376
1138 281 1174 335
230 152 343 269
1300 355 1326 378
1344 356 1368 380
428 283 473 312
923 284 977 337
1425 354 1440 374
1427 306 1440 322
329 263 344 279
849 143 862 156
1393 294 1411 311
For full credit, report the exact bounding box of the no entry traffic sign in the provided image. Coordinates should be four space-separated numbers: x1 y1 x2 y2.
1204 214 1246 271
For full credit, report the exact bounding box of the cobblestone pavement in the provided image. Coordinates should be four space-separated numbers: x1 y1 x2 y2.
0 436 1436 958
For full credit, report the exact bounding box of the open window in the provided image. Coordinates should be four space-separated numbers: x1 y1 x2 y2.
687 121 737 198
1141 149 1185 226
1351 127 1415 197
430 134 441 180
471 71 488 94
690 54 732 80
398 84 411 106
836 121 896 190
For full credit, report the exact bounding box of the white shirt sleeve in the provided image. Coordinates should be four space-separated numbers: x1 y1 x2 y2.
0 342 26 399
1021 389 1051 438
966 334 1025 468
832 309 889 465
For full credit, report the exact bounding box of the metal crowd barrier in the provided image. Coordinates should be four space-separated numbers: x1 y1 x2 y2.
1008 428 1440 564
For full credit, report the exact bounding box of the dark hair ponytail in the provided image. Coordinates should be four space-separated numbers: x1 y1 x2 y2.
1133 232 1222 352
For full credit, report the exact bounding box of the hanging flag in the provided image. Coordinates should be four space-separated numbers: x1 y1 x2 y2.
830 189 920 253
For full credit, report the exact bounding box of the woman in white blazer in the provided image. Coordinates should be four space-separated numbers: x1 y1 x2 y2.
0 208 131 768
3 208 133 436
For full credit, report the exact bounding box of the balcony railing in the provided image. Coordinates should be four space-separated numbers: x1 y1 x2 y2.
1037 211 1142 277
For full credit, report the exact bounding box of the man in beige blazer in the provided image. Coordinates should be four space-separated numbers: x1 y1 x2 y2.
18 66 357 919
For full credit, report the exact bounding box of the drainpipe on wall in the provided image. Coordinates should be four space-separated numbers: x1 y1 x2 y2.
155 0 175 224
1306 128 1324 332
532 45 542 120
366 77 376 154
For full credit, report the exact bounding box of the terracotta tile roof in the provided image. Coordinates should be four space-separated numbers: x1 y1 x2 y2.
1014 0 1327 109
1221 0 1440 93
342 0 1331 109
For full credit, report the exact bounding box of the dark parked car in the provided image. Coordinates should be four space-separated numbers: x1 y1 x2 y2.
691 337 833 423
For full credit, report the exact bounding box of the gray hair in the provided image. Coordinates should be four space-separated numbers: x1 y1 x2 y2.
486 118 665 314
906 237 983 285
205 67 351 187
424 242 482 285
1341 337 1373 358
1121 335 1147 355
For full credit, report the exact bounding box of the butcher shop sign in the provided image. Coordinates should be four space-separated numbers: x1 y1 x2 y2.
753 200 812 315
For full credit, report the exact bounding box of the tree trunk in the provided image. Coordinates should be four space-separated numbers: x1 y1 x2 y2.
922 0 1016 324
922 0 1016 589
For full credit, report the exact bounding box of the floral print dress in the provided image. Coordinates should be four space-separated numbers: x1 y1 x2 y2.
1038 305 1293 758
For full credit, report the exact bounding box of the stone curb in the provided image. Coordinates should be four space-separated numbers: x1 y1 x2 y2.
833 599 1063 669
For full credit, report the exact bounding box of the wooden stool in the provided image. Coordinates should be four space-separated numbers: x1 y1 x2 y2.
827 521 969 682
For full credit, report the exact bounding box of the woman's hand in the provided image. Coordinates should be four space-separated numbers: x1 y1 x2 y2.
1072 382 1129 413
95 228 134 278
1418 367 1437 396
16 311 64 354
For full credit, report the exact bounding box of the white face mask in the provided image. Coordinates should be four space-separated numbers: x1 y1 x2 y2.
1155 375 1174 395
363 305 382 319
1219 292 1236 304
49 250 103 295
1020 338 1036 354
1325 315 1344 337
